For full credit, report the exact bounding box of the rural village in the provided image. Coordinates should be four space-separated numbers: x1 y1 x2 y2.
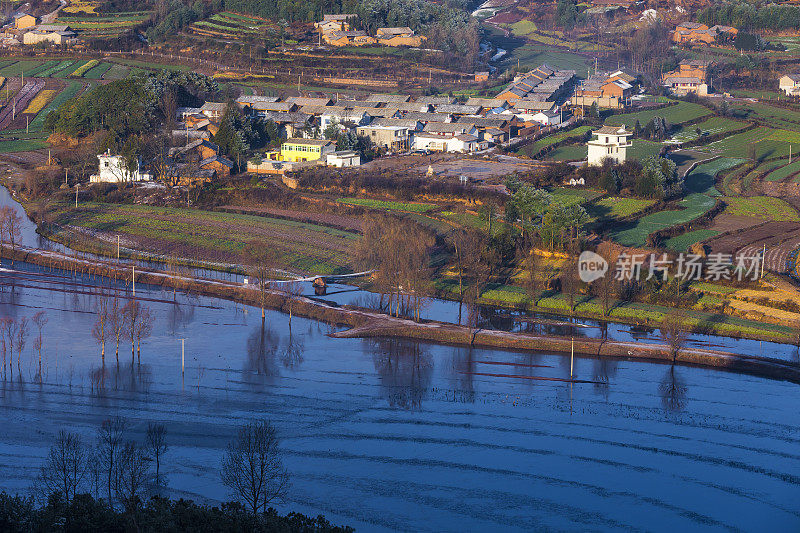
0 0 797 530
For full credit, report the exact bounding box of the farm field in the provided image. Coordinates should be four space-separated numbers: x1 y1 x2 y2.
50 203 359 275
549 187 602 206
517 125 592 158
763 159 800 181
586 196 656 220
28 81 82 132
667 117 747 143
610 158 743 247
336 197 437 213
82 62 113 79
605 101 711 128
188 11 273 43
723 196 800 222
664 229 720 252
57 10 150 38
701 126 792 159
729 101 800 131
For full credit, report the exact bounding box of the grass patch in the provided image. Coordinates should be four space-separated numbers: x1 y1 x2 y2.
605 100 711 128
723 196 800 221
664 229 719 251
336 197 436 213
587 196 655 220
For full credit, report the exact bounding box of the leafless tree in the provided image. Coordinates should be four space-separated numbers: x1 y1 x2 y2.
520 247 542 306
146 422 168 488
0 317 7 377
92 295 110 360
109 296 124 362
282 281 303 330
659 365 688 413
661 308 688 363
247 248 278 323
221 420 289 515
35 430 87 503
561 256 581 314
32 311 47 380
14 316 28 371
114 442 150 512
133 305 154 363
122 300 141 362
96 416 127 504
0 206 23 265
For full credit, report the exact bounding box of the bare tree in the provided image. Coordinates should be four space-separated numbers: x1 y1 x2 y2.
96 416 127 504
32 311 47 380
122 300 140 362
247 249 278 323
14 316 28 371
132 305 154 362
114 442 150 512
221 420 289 515
109 296 124 363
520 247 542 307
661 308 688 363
35 430 87 503
1 207 22 265
0 317 7 377
92 295 110 360
146 422 168 488
561 256 581 314
282 281 303 330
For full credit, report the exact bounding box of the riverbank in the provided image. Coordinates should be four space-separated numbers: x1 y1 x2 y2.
6 243 800 385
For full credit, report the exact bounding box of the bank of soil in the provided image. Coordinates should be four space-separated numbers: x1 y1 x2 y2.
5 243 800 385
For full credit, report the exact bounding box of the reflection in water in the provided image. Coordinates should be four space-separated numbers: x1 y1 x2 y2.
244 323 280 387
592 357 618 400
369 338 433 410
449 346 476 403
166 298 197 336
659 365 688 413
281 330 304 369
90 361 152 396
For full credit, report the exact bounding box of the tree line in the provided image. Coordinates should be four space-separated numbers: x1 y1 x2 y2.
697 2 800 32
1 417 349 531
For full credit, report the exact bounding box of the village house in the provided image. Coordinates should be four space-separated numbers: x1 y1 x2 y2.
14 12 37 29
235 95 281 107
482 128 507 144
315 106 371 131
435 104 482 116
779 74 800 96
365 93 411 104
241 101 297 113
287 96 333 107
357 122 412 151
497 65 575 103
90 151 152 183
323 30 375 46
422 122 479 137
280 138 335 162
412 132 482 153
414 96 456 106
587 125 632 166
572 72 633 108
259 111 315 138
672 22 737 46
199 155 234 177
375 27 425 47
383 102 432 114
402 112 452 124
466 97 507 109
23 24 76 45
326 150 361 167
200 102 227 120
475 71 489 82
315 14 355 33
662 59 712 96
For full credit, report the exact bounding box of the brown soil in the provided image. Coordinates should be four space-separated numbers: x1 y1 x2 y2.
705 221 800 272
218 205 364 231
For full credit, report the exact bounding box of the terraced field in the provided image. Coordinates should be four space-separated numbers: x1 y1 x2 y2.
762 159 800 182
729 101 800 131
610 158 744 247
723 196 800 222
188 11 273 43
57 11 151 39
701 126 792 159
51 203 359 274
666 117 747 144
517 125 592 158
605 101 711 128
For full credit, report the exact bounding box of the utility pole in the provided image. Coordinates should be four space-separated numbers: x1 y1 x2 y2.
570 337 574 378
132 264 136 296
117 235 120 260
180 339 185 375
75 183 78 207
761 244 766 280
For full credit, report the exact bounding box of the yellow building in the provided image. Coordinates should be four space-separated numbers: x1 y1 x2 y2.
280 138 334 162
14 13 37 29
375 27 425 47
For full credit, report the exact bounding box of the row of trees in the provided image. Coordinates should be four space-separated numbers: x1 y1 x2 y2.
92 296 155 363
33 417 291 519
697 2 800 32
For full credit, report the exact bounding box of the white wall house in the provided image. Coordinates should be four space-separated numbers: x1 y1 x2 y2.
779 74 800 96
412 133 481 153
327 150 361 167
531 110 562 126
587 125 632 166
90 152 152 183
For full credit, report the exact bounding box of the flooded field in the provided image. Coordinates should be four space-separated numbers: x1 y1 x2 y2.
0 263 798 531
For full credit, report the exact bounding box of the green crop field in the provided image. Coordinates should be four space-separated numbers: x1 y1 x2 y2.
610 158 743 246
549 187 602 206
701 126 793 159
605 101 711 128
667 116 747 143
517 125 592 158
730 101 800 131
51 203 359 275
0 137 49 153
82 62 112 79
0 61 43 77
36 60 75 77
587 197 655 220
28 81 82 131
52 60 87 78
665 229 719 252
337 197 436 213
763 159 800 181
723 196 800 221
25 61 59 77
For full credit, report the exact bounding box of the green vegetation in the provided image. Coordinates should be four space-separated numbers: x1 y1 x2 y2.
664 229 719 252
546 139 662 162
336 197 436 212
606 101 711 128
667 116 747 143
549 187 602 206
723 196 800 221
729 101 800 132
29 81 82 132
518 125 592 158
587 196 655 220
82 62 113 79
610 158 743 246
763 159 800 181
702 126 791 159
51 202 358 275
